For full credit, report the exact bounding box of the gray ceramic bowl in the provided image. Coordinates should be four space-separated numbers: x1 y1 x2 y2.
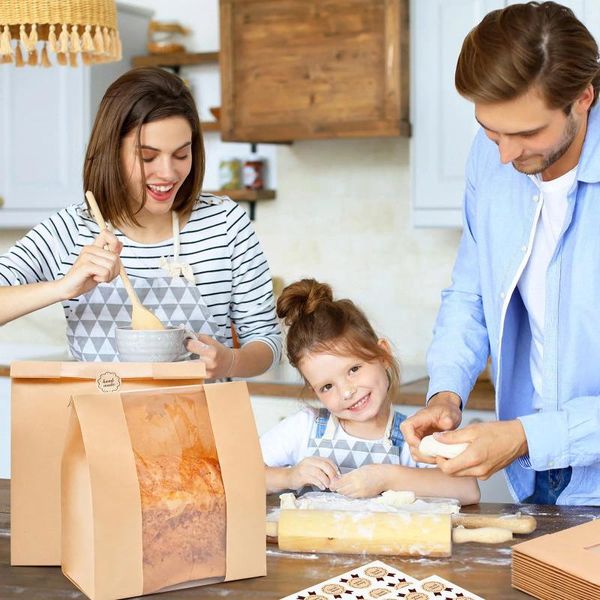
115 326 193 362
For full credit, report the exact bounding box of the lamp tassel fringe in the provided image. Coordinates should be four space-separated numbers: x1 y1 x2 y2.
0 22 121 67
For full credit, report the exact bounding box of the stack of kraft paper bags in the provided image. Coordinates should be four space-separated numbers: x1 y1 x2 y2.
512 519 600 600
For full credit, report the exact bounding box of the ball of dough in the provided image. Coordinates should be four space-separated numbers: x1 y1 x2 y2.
279 492 298 510
419 434 468 459
374 490 416 506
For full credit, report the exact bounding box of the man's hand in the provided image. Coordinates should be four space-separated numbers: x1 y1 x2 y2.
433 419 528 479
287 457 340 491
329 464 389 498
400 391 463 463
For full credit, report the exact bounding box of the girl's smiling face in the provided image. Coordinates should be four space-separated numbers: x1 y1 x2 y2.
120 116 193 218
299 345 391 425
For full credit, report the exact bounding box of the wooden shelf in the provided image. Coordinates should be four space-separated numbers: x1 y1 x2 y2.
201 121 220 132
131 51 219 68
204 189 276 202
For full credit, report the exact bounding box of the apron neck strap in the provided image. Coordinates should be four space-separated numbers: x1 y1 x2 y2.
171 211 181 260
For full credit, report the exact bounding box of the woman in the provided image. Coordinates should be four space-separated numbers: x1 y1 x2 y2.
0 67 281 377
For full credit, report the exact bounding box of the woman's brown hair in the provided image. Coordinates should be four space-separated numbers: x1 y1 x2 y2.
83 66 204 227
277 279 401 398
455 1 600 111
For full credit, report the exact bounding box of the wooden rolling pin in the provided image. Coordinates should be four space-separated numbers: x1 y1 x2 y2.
267 511 537 540
453 526 513 544
451 512 537 534
276 509 452 557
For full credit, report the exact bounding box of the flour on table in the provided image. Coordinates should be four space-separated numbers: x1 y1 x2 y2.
279 491 460 514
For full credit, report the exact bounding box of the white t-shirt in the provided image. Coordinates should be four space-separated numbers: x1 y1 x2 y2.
260 407 418 468
518 166 577 409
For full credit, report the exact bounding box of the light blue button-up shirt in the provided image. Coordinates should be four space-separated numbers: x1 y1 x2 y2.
427 105 600 505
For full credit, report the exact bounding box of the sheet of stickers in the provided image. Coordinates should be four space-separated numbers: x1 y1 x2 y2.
280 560 485 600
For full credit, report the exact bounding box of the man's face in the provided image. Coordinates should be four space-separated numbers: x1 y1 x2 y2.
475 87 584 179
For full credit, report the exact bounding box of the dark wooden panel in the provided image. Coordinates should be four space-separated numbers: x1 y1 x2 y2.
220 0 410 141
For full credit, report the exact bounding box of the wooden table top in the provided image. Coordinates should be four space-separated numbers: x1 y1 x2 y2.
1 479 598 599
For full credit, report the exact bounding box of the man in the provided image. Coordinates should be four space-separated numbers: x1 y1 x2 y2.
401 1 600 505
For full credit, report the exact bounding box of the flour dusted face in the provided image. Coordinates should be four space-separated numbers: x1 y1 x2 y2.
299 348 390 433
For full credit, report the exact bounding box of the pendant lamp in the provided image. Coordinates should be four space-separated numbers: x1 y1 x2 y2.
0 0 121 67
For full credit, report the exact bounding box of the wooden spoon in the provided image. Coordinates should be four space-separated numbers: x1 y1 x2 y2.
85 191 165 330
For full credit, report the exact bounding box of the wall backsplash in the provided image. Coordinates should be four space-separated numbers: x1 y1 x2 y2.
253 137 462 367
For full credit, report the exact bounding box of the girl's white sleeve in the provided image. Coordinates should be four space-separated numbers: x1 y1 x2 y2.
260 408 315 467
400 442 436 469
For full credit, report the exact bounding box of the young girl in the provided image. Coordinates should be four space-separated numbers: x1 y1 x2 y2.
0 67 281 377
261 279 480 504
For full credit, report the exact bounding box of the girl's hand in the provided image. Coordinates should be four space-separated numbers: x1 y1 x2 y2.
187 334 236 379
329 464 387 498
58 229 122 299
287 457 340 491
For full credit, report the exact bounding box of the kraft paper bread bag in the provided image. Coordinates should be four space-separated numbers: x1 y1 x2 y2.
10 360 206 566
61 382 265 600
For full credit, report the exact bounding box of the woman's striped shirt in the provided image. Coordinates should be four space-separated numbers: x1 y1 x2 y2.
0 194 282 364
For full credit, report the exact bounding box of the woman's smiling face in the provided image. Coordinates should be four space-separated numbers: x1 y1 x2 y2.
120 116 193 218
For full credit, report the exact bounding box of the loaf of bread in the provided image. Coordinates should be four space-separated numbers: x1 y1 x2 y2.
123 393 227 594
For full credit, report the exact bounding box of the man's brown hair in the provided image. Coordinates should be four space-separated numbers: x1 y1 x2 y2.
455 1 600 111
84 67 204 227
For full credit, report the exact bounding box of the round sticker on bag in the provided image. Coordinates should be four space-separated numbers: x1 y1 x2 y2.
96 371 121 393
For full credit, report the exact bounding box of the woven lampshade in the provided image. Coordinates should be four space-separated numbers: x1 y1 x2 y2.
0 0 121 67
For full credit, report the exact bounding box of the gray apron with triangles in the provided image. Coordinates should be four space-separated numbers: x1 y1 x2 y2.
66 214 226 362
307 407 403 474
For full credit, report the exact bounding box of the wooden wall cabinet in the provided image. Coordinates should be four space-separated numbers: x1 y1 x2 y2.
219 0 409 142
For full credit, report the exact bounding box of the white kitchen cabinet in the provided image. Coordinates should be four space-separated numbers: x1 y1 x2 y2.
411 0 600 228
0 3 152 229
410 0 503 228
250 395 311 437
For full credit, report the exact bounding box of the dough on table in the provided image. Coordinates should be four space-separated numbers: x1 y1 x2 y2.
279 492 297 509
452 525 513 544
374 490 416 506
419 434 468 459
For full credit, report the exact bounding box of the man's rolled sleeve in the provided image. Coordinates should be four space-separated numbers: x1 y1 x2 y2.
518 396 600 470
426 365 471 408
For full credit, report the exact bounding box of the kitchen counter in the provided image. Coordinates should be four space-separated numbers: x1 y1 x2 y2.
0 343 70 378
0 479 598 599
0 352 496 410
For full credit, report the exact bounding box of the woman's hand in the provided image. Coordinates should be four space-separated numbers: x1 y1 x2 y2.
329 464 388 498
286 457 340 491
57 229 122 300
187 334 237 379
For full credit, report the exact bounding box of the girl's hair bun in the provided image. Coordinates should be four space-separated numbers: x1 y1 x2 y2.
276 278 333 326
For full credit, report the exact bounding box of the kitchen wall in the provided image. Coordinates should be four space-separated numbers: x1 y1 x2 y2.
0 0 462 370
